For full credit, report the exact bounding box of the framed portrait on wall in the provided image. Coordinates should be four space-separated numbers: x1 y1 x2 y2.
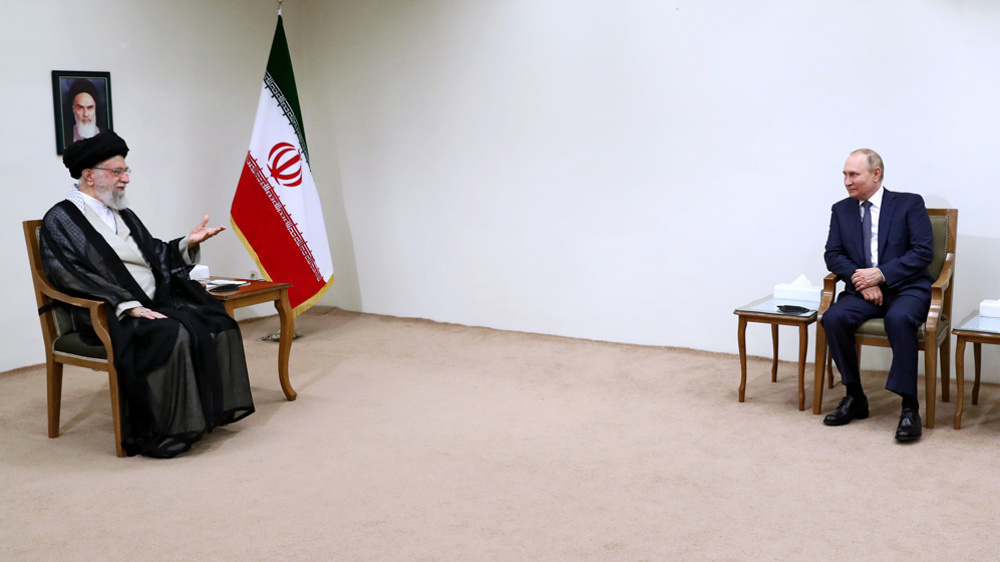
51 70 113 155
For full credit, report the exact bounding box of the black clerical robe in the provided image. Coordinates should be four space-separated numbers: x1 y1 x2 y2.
39 200 254 457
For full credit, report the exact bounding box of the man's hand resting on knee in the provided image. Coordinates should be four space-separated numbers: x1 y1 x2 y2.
859 286 883 306
128 306 167 320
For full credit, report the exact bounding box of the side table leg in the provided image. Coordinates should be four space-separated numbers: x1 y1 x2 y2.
771 324 779 382
797 324 808 411
738 317 748 402
955 337 966 429
973 342 982 405
274 289 297 401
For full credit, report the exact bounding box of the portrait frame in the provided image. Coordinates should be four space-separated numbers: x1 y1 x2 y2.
51 70 114 155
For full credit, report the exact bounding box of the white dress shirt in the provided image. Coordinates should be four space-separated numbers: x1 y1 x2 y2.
860 185 885 267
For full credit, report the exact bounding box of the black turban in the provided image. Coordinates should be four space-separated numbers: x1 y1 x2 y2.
63 130 129 179
68 79 100 103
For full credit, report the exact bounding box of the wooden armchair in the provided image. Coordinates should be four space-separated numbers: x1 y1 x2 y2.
812 208 957 428
23 220 125 457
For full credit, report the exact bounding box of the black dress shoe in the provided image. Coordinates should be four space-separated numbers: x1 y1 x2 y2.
823 395 870 426
142 436 195 459
895 408 922 442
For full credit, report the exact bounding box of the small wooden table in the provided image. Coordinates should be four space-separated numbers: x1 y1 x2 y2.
208 278 296 401
952 311 1000 429
734 295 819 410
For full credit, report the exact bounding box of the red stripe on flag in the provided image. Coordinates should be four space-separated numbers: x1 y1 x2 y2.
231 157 326 309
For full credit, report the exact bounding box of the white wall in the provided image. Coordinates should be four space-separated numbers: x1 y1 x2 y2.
305 0 1000 377
6 1 1000 383
0 0 359 372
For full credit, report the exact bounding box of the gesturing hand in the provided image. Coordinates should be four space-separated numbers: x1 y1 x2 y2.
188 215 226 248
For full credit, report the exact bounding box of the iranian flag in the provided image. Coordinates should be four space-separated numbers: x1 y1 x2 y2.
231 14 333 315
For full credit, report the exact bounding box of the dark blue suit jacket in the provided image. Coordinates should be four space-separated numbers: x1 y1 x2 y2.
824 188 934 299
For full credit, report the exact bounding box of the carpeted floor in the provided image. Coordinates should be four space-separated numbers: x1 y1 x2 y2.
2 307 1000 561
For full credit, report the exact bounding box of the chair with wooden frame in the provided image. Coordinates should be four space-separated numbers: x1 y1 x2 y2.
23 219 125 457
812 208 957 428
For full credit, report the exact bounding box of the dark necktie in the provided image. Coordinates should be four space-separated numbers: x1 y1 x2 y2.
861 200 873 267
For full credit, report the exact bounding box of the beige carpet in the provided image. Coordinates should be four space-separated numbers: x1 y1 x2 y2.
2 307 1000 561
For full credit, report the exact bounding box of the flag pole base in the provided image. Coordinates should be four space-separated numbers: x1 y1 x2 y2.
258 331 302 342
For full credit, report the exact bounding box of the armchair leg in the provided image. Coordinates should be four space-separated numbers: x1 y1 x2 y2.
925 343 937 429
940 339 951 403
813 323 827 414
107 368 125 458
46 359 63 438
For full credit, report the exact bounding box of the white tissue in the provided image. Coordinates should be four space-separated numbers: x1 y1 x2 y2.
189 264 210 280
980 299 1000 318
774 274 821 302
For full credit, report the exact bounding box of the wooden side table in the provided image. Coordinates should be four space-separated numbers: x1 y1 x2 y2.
952 312 1000 429
734 295 819 411
208 278 296 401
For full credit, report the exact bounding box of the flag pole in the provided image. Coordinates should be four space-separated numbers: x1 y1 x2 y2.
235 0 334 337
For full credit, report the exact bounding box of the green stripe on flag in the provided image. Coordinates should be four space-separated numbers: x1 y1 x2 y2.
265 15 309 163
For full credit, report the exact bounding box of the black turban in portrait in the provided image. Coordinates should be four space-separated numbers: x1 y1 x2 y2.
68 79 100 104
63 130 129 179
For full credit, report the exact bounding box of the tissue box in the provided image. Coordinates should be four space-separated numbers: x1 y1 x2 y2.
774 283 821 302
189 264 210 281
980 299 1000 318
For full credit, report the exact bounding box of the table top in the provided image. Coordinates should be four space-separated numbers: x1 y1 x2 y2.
203 277 292 301
734 295 820 319
954 311 1000 336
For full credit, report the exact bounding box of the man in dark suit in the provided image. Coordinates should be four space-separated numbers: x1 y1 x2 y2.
820 148 934 442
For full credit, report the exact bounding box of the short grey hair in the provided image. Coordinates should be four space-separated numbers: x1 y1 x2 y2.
851 148 884 180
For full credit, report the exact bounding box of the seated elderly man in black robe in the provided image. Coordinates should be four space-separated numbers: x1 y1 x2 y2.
39 131 254 458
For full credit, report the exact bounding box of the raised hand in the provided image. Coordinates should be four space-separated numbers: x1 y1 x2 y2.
188 215 226 248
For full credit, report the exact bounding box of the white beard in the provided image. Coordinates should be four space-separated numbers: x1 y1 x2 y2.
95 185 129 211
74 122 99 141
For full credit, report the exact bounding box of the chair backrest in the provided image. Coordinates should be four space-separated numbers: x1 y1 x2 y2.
24 220 59 338
926 208 957 281
23 220 45 288
23 220 78 339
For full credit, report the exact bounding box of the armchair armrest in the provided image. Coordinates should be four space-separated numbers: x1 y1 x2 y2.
932 253 955 293
817 273 838 320
926 253 955 334
35 276 114 354
39 283 105 312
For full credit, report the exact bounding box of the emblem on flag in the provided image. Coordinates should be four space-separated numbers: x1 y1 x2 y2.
268 143 304 188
